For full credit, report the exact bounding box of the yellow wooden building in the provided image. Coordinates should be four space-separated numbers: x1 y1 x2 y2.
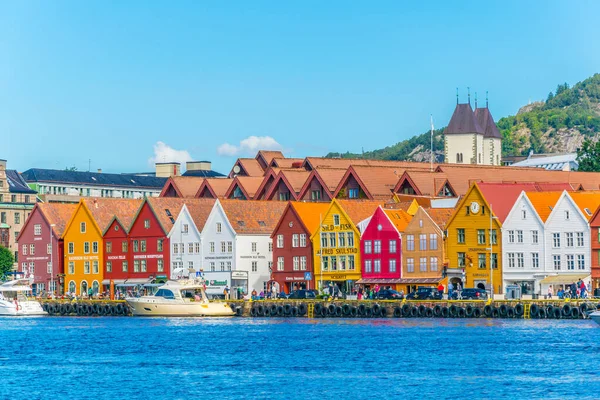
62 199 105 296
311 199 382 293
444 183 502 295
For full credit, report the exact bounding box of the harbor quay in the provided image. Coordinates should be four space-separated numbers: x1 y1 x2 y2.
39 298 600 320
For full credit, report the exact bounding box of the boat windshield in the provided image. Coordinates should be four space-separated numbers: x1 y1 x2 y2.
154 289 175 299
181 289 203 301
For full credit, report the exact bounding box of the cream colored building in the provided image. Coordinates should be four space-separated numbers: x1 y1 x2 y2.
0 160 37 268
444 101 501 166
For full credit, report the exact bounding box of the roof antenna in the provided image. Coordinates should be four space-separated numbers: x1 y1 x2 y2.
88 159 91 172
475 92 478 109
467 87 470 105
486 91 489 108
456 88 459 104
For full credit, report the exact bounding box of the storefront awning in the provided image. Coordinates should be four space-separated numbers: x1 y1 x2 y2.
102 279 126 285
356 278 442 285
539 274 589 285
125 278 153 284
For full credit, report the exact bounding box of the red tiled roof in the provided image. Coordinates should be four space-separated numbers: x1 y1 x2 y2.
477 182 540 223
184 199 217 231
197 178 233 198
236 158 264 177
146 197 187 233
338 200 386 225
83 198 143 232
167 176 205 198
425 207 455 230
220 199 287 234
38 203 78 237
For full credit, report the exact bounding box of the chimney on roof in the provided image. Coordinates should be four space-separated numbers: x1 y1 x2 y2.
291 161 303 168
97 169 102 173
155 162 181 178
0 159 5 171
93 198 98 208
186 161 212 172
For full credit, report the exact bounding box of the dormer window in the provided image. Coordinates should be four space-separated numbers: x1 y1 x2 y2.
258 221 266 227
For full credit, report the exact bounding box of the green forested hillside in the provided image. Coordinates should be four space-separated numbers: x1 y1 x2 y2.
327 74 600 160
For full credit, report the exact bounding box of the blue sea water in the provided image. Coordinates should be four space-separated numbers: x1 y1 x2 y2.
1 317 600 399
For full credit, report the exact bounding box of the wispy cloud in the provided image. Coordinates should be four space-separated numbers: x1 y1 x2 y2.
217 136 283 157
148 141 193 166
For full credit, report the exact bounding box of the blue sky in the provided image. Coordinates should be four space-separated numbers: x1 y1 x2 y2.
2 1 599 174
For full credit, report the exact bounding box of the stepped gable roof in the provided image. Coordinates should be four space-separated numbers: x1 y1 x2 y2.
270 158 304 168
145 197 187 233
289 202 331 235
443 103 484 135
256 151 285 169
424 207 455 230
477 182 540 223
264 169 311 200
81 198 142 232
220 199 287 234
38 203 78 236
567 191 600 221
474 107 502 139
230 158 264 177
20 168 166 189
196 178 233 198
395 170 455 197
7 170 37 194
225 176 265 199
525 191 562 222
338 200 386 225
337 165 428 200
383 208 412 232
160 176 205 198
185 198 217 231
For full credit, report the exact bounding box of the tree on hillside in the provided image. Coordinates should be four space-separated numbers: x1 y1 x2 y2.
546 92 554 102
577 139 600 172
65 166 77 172
0 246 14 280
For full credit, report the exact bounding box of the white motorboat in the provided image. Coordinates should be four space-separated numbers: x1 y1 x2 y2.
589 311 600 325
126 279 235 317
0 279 47 316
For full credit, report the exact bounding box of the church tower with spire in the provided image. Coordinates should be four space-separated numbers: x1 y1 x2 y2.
443 90 501 165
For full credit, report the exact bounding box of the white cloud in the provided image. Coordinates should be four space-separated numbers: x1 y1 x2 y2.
148 141 193 166
217 135 283 157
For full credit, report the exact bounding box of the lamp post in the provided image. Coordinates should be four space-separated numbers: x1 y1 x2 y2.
50 224 56 296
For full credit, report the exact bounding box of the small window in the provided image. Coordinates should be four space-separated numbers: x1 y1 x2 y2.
80 222 86 233
216 223 222 233
333 215 340 226
585 208 592 216
565 210 570 220
521 210 526 219
258 220 266 227
238 221 245 227
165 209 172 217
144 219 150 229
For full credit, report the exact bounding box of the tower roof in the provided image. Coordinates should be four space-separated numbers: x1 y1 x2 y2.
443 103 484 135
474 107 502 139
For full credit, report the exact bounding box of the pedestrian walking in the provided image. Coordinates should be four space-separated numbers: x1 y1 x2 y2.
448 282 454 299
223 285 230 300
547 286 552 299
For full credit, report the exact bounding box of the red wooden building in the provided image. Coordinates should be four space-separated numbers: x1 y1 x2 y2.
359 206 411 286
271 201 329 293
16 203 76 295
125 198 185 285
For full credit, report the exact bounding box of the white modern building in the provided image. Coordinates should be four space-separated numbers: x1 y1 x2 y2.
502 191 550 295
540 191 593 293
199 199 287 296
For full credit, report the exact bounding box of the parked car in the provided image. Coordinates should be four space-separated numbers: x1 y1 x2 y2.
405 287 443 300
374 289 404 300
286 289 318 299
452 288 487 300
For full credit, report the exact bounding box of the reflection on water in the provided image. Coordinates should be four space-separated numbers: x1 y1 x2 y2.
1 317 600 399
